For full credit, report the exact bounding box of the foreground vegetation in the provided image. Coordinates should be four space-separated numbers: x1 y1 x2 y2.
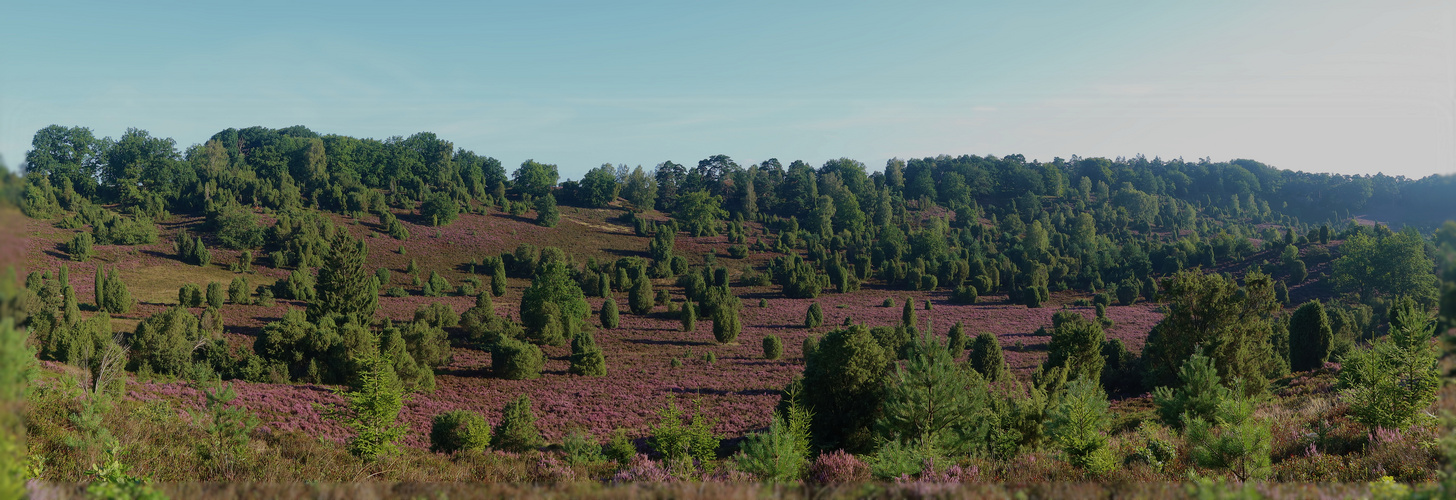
3 124 1456 498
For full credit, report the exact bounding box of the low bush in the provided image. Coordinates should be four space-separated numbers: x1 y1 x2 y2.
429 410 491 454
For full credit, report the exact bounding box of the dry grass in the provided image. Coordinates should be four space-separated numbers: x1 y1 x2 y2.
118 263 240 306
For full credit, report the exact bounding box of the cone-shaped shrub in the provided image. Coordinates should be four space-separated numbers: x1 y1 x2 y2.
713 304 740 344
947 321 967 355
493 395 544 452
805 302 823 329
629 277 654 315
968 332 1006 382
569 331 607 377
600 298 619 328
680 301 696 332
1288 300 1333 372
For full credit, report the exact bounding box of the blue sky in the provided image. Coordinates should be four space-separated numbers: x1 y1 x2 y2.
2 1 1452 179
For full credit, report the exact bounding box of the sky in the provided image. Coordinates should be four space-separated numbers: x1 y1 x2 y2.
2 0 1452 180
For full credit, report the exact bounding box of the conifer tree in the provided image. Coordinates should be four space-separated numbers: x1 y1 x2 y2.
520 260 588 346
1287 300 1333 372
309 230 378 325
968 332 1006 382
713 303 741 344
535 194 559 228
947 321 966 355
876 332 991 455
600 298 619 328
805 302 823 329
569 331 606 377
490 264 508 297
493 395 544 452
94 265 105 310
900 297 916 328
206 281 225 308
1044 311 1106 384
681 301 696 331
629 276 654 315
337 352 407 461
101 268 132 314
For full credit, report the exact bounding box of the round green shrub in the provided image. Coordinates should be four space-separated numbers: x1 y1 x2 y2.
430 410 492 454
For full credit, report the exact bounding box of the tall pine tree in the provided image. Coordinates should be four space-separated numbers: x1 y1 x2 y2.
310 230 378 325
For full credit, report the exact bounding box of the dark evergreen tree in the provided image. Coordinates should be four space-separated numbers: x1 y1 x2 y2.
309 230 378 325
599 298 619 328
1288 300 1333 372
968 332 1006 382
804 302 824 329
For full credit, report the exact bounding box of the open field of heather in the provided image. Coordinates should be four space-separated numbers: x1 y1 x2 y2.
20 204 1170 446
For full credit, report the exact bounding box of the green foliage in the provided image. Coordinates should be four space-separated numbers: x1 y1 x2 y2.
561 429 606 466
333 352 407 461
675 190 727 237
680 300 696 331
227 276 250 305
429 410 491 454
195 382 259 479
421 270 449 297
876 332 992 456
1183 380 1272 481
67 231 94 261
254 308 377 384
602 428 638 464
804 302 823 329
215 205 265 249
599 297 619 328
1333 229 1439 304
308 230 378 325
1288 300 1333 372
513 159 559 198
519 260 588 346
569 331 607 377
0 318 34 500
650 396 721 469
1043 311 1105 384
493 395 544 452
206 281 225 308
1142 269 1281 395
1337 302 1441 430
577 164 621 208
803 324 889 453
1152 351 1231 427
400 318 451 369
628 276 654 315
421 191 460 226
1116 278 1141 306
738 388 812 482
129 306 204 375
534 193 560 228
946 321 967 355
968 332 1006 382
491 265 507 297
711 300 741 344
491 336 543 380
762 335 783 360
1045 378 1115 475
379 323 435 393
98 267 132 314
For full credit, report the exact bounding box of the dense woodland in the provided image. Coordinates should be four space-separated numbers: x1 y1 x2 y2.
3 124 1456 498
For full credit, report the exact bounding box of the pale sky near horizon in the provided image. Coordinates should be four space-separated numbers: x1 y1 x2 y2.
2 1 1452 180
